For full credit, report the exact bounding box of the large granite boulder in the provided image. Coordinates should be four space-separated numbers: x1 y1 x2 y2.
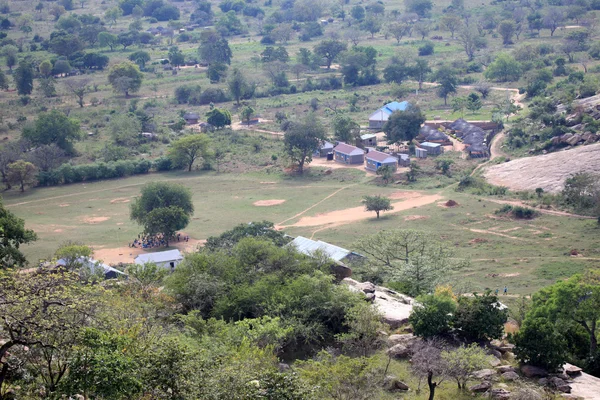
472 369 495 380
387 344 411 359
521 365 549 378
469 381 492 393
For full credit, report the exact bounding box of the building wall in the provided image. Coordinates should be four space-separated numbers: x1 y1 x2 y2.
421 145 442 155
365 158 397 171
369 120 384 130
335 151 364 164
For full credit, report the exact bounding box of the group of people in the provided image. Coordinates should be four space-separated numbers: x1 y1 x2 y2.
129 233 189 249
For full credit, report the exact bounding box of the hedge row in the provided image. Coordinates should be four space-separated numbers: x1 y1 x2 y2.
36 157 176 187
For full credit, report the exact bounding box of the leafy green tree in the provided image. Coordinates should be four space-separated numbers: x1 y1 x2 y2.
128 50 150 69
54 242 93 269
333 115 360 143
0 69 8 90
452 96 467 117
126 262 168 296
454 291 508 341
22 110 81 154
198 31 232 66
383 56 408 84
227 67 249 105
39 59 53 77
512 317 567 370
336 302 385 356
442 344 489 389
409 58 431 90
0 269 99 394
108 113 142 146
108 62 143 97
440 14 462 39
383 103 425 144
204 220 286 251
355 230 462 296
7 160 36 192
98 31 119 51
527 271 600 357
14 60 34 95
240 106 254 125
407 162 421 182
104 6 122 26
435 66 457 105
435 159 454 176
283 116 326 174
206 108 232 128
0 198 37 267
360 16 381 38
130 182 194 245
376 165 394 185
498 20 515 45
168 46 185 68
362 195 393 219
562 172 600 213
485 53 522 82
168 134 212 172
405 0 432 17
350 5 365 21
410 293 457 338
466 93 482 114
314 40 347 70
62 328 143 399
2 44 17 71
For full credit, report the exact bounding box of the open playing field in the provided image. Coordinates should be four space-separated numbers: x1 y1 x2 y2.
4 162 599 298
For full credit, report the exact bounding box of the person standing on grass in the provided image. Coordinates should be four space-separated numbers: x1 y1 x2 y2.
504 286 508 295
495 288 499 295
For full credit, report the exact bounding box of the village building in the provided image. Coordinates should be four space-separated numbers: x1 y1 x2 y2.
417 125 451 145
316 141 334 157
135 249 183 271
288 236 363 263
183 112 200 125
420 142 443 155
56 257 126 280
368 101 410 130
397 153 411 167
333 143 365 164
360 133 378 147
365 150 398 172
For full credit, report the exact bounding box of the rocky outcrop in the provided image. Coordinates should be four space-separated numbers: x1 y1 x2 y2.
501 371 519 381
387 333 418 348
496 365 516 374
521 365 549 378
387 344 411 359
342 278 413 329
469 381 492 393
330 263 352 281
490 388 511 399
472 369 495 380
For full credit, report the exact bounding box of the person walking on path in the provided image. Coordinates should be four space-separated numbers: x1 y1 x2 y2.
503 286 508 295
495 288 499 295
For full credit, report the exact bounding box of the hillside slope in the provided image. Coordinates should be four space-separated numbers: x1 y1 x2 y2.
483 144 600 193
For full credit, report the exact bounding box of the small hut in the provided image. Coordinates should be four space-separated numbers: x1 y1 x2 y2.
333 143 365 164
365 150 398 172
183 112 200 125
420 142 443 155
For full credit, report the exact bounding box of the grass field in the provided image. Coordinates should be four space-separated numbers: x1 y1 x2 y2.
5 161 599 298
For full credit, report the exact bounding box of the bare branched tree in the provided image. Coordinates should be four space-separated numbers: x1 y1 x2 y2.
411 339 448 400
64 78 91 108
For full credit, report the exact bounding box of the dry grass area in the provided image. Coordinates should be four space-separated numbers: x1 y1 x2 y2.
483 143 600 193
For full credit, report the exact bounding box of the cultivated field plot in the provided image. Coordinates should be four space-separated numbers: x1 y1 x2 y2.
4 168 598 296
483 143 600 193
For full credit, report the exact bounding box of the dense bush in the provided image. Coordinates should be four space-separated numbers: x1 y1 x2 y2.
494 204 539 219
418 41 434 56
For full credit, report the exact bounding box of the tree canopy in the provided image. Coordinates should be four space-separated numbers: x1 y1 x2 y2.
383 103 425 145
168 134 212 172
107 61 143 96
22 110 81 154
283 116 326 174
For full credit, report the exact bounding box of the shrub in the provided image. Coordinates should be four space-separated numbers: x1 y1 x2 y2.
199 88 229 105
418 41 434 56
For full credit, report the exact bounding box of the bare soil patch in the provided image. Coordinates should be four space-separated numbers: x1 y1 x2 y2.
389 191 422 200
288 194 442 228
484 143 600 193
253 199 286 206
404 215 429 221
110 198 131 204
260 181 277 184
83 216 110 224
469 238 489 244
59 204 70 207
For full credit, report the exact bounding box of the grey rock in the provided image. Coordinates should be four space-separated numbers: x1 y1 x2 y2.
356 281 376 293
278 363 290 372
490 388 511 399
365 292 376 302
521 364 549 378
469 381 492 393
495 365 515 374
564 365 583 376
556 384 572 394
501 371 519 381
387 334 417 348
329 263 352 281
472 369 495 380
488 356 502 367
538 378 548 386
387 344 410 359
550 377 566 388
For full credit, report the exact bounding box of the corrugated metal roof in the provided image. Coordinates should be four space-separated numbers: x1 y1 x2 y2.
57 257 126 276
360 133 377 140
366 150 397 163
321 141 334 149
369 101 410 122
135 249 183 264
421 142 441 148
289 236 351 262
334 143 365 156
383 101 409 113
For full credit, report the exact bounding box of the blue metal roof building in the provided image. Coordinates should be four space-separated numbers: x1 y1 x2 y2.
369 101 410 130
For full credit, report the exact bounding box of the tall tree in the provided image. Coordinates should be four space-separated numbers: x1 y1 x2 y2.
7 160 36 192
0 198 37 267
1 44 17 71
333 115 360 143
409 58 431 90
130 182 194 246
227 67 249 105
314 40 347 70
283 116 326 174
168 134 212 172
198 31 232 66
22 110 81 154
383 103 425 144
14 60 34 95
107 61 143 96
64 78 91 107
362 195 393 219
435 66 458 105
355 229 462 296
